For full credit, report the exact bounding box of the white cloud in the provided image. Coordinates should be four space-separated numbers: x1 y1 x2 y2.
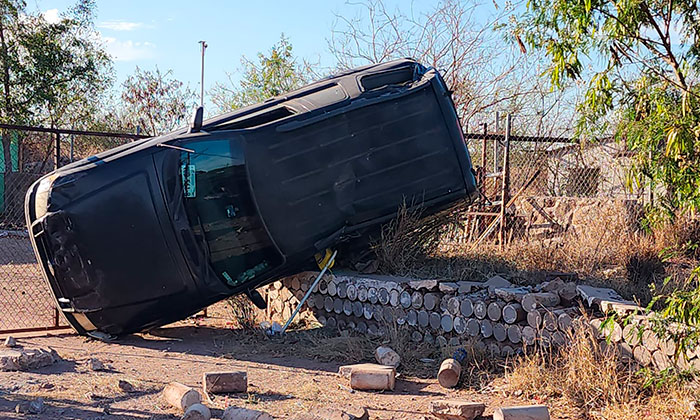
98 20 147 31
102 37 156 61
42 9 61 24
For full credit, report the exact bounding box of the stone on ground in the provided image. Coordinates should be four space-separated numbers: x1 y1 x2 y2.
15 398 45 415
289 407 368 420
374 346 400 367
88 358 107 371
430 400 485 420
118 379 136 393
221 406 273 420
29 398 45 414
4 336 17 347
493 405 550 420
0 347 60 371
203 371 247 394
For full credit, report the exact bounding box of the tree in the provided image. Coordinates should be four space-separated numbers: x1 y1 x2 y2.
0 0 112 217
120 67 196 136
329 0 576 134
512 0 700 214
210 35 311 112
513 0 700 360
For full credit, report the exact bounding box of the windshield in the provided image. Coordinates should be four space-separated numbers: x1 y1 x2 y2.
179 136 282 287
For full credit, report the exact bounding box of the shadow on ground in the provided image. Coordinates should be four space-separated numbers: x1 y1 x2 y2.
0 390 168 420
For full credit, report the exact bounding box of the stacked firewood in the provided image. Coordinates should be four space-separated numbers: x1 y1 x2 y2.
260 271 700 369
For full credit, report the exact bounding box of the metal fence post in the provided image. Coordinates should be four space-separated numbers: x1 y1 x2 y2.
54 132 60 169
481 122 487 195
499 114 511 250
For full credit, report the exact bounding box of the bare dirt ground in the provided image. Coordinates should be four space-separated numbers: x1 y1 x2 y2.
0 307 530 420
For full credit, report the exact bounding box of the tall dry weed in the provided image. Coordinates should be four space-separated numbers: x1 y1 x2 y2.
504 322 700 419
226 294 259 330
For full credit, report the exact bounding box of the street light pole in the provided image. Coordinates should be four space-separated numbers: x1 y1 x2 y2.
198 40 207 107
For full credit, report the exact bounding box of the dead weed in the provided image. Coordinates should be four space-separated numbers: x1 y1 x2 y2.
503 323 700 420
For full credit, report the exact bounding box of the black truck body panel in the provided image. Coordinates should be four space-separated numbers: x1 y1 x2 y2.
25 59 477 335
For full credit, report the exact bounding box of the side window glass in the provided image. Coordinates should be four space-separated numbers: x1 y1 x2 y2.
179 137 282 287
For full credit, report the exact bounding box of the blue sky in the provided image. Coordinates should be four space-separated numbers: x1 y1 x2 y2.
30 1 447 97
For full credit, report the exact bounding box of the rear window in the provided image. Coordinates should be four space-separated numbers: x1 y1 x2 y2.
179 137 282 287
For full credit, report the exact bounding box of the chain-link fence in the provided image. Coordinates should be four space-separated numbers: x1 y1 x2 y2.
0 126 141 333
0 116 650 332
443 114 648 249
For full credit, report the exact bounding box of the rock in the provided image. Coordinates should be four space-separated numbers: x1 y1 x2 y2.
485 275 512 292
183 403 211 420
576 285 625 308
221 406 273 420
521 293 560 311
408 279 438 291
541 279 565 293
118 379 136 393
349 364 396 391
430 400 485 420
0 347 60 371
557 282 578 303
88 358 107 371
4 336 17 347
494 287 530 302
289 407 368 420
375 346 400 367
28 397 45 414
439 282 459 293
15 403 26 414
457 281 484 294
493 405 550 420
203 371 247 394
338 363 394 379
163 382 202 412
598 299 642 316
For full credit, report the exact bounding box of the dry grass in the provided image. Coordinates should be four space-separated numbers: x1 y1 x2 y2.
226 294 259 330
372 202 700 306
503 323 700 419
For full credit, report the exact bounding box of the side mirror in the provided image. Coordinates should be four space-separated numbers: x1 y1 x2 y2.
189 106 204 133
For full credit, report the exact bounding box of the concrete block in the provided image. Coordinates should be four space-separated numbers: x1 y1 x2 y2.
222 406 273 420
494 405 550 420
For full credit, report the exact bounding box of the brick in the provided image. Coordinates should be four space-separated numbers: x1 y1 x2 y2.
203 371 247 394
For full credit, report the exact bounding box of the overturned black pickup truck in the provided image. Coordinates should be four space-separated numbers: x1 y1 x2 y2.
25 59 477 336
